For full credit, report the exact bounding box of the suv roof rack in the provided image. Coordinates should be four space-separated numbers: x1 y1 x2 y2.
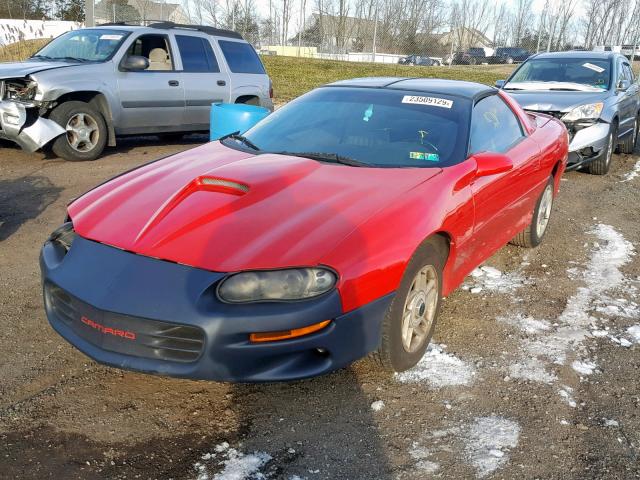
148 22 243 40
96 21 243 40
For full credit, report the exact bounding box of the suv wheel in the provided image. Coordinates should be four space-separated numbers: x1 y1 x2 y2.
50 101 107 161
506 56 514 64
620 115 638 154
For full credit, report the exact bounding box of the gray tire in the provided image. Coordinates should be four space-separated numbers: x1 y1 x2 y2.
375 237 447 372
50 101 107 161
511 177 554 248
587 124 616 175
620 116 638 154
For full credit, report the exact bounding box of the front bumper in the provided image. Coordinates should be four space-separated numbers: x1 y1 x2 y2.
566 122 610 169
40 236 392 382
0 100 65 152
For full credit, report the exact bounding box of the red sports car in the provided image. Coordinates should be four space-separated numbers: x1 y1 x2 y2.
41 78 568 381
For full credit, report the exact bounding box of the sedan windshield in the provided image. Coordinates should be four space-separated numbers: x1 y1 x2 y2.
506 58 611 91
229 87 471 168
33 29 129 62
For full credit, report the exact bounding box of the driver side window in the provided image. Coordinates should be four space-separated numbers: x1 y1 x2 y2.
126 34 173 71
469 95 524 154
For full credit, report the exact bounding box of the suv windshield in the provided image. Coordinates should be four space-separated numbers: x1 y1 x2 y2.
33 29 129 62
226 87 471 167
507 57 611 90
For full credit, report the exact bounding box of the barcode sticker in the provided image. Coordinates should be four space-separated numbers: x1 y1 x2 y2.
402 95 453 108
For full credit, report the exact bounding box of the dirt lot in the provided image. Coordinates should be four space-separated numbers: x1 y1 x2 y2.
1 136 639 480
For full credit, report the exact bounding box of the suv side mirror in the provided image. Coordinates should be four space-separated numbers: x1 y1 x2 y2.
121 55 149 71
472 151 513 177
617 79 631 91
495 79 506 89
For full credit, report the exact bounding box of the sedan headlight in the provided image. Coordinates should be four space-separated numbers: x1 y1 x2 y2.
48 222 76 253
562 102 604 122
217 268 337 303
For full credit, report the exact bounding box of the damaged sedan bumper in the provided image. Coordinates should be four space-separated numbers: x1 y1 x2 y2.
566 121 610 170
0 100 65 152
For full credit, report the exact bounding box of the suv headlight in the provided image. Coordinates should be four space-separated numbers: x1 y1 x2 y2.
217 268 337 303
562 102 604 122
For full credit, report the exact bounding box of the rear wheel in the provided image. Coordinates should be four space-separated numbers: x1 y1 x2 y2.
50 101 107 161
620 115 638 154
587 124 616 175
375 238 446 372
511 177 554 248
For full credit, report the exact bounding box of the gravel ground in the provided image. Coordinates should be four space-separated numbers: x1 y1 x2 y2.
1 136 639 480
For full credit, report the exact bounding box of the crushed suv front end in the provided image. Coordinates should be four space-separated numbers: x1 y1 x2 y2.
0 77 65 152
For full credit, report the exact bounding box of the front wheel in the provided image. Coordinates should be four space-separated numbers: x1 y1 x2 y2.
511 177 554 248
375 238 446 372
587 124 616 175
620 115 638 154
50 101 107 161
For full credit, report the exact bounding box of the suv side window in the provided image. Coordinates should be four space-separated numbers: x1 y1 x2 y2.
126 34 173 71
176 35 220 72
218 40 266 74
470 95 524 154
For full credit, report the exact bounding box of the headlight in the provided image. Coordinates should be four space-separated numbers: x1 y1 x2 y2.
562 102 604 122
217 268 337 303
48 222 75 253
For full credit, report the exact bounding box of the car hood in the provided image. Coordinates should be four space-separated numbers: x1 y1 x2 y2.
504 88 609 113
69 143 442 272
0 59 76 79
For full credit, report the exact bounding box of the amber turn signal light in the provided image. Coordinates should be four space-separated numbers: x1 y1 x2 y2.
249 320 331 343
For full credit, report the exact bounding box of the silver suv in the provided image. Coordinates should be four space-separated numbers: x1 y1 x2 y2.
0 22 273 161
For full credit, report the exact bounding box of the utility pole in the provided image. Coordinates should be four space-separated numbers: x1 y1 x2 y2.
86 0 95 26
371 2 378 63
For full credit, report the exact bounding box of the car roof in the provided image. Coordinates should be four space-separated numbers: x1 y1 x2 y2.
325 77 495 100
93 22 244 40
531 50 618 60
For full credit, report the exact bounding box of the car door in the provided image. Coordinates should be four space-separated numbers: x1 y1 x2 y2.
115 33 185 133
617 59 639 137
468 94 543 259
176 34 231 129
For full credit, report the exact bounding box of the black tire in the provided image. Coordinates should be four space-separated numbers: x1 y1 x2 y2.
158 133 186 142
587 124 616 175
620 115 638 154
50 101 107 161
469 58 477 65
375 237 447 372
433 61 441 66
511 177 554 248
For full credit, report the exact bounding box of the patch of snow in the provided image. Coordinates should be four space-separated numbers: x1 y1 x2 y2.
466 266 527 293
558 387 577 408
621 159 640 182
395 344 476 388
508 358 557 384
371 400 385 412
627 325 640 343
195 443 271 480
619 338 633 348
499 314 551 334
409 443 440 474
572 360 596 376
464 416 520 478
603 419 619 427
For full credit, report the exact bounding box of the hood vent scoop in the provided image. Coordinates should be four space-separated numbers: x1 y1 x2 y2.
199 176 249 195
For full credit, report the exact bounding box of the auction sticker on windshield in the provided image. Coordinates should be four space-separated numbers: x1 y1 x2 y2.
402 96 453 108
583 62 605 73
100 34 124 40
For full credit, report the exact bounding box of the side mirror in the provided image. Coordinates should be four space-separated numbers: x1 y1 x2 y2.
617 79 631 91
121 55 149 71
495 79 506 89
472 151 513 177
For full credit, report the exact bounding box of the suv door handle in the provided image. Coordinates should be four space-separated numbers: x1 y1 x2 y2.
168 80 179 87
217 80 226 86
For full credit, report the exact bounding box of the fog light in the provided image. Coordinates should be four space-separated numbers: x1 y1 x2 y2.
249 320 331 343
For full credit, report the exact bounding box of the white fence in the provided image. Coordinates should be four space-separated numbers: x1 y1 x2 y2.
0 20 81 47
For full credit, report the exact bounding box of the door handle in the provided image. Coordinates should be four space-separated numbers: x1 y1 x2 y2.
168 80 179 87
217 80 226 86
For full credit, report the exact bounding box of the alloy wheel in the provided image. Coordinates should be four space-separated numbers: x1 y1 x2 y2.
401 265 438 353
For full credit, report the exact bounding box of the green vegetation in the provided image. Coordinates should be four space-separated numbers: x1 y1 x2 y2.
1 39 515 103
262 56 515 103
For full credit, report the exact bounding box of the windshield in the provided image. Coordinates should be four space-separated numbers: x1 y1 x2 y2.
227 87 471 168
33 29 129 62
507 58 611 90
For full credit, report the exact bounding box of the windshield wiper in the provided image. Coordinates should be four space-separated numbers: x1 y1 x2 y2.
220 131 261 151
31 54 55 60
548 87 584 91
274 151 369 167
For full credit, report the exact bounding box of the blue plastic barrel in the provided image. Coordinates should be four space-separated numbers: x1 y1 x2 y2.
210 103 270 141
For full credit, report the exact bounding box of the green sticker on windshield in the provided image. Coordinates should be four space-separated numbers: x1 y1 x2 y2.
410 152 439 162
